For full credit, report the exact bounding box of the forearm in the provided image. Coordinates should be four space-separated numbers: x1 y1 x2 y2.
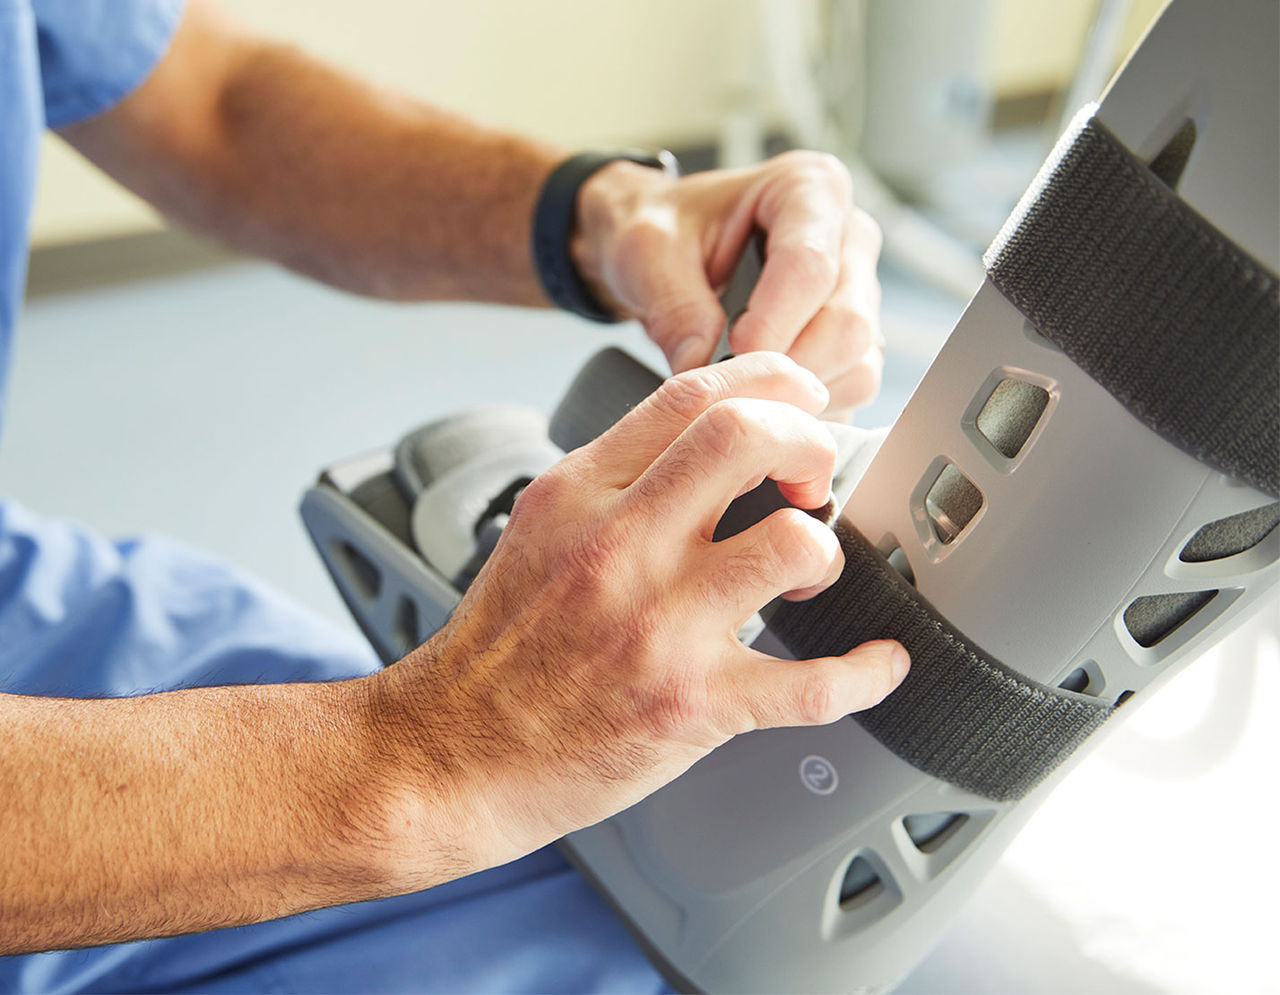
60 1 561 304
0 676 459 954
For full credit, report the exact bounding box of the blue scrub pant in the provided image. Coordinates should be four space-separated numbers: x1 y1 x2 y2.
0 500 665 993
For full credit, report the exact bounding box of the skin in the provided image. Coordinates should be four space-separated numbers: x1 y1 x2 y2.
574 156 885 417
0 1 904 955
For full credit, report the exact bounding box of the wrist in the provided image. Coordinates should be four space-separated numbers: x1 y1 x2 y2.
571 159 676 321
532 150 677 322
352 655 504 891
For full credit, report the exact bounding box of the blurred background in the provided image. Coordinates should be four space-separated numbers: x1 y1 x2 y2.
30 0 1164 263
9 2 1276 993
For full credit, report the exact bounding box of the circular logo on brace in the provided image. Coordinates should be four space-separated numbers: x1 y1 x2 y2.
799 755 838 795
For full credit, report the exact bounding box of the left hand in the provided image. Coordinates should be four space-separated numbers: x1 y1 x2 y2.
571 151 884 418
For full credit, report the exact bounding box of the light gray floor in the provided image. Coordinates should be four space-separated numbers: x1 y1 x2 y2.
0 258 949 627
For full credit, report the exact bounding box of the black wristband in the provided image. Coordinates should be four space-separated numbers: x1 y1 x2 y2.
532 150 678 323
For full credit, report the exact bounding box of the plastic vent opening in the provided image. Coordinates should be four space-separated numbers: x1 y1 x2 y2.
838 855 884 909
903 812 969 853
393 597 418 654
335 541 381 599
1059 667 1091 693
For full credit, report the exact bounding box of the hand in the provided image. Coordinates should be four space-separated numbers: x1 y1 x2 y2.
368 353 908 882
572 152 885 418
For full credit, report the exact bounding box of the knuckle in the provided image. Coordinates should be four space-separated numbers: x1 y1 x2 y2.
642 673 705 740
634 437 699 501
709 542 771 601
652 366 730 423
851 207 882 253
814 303 862 355
840 308 876 358
508 469 566 525
782 239 840 289
564 514 627 574
741 349 798 379
862 652 901 710
832 362 882 412
555 522 632 609
764 509 830 573
614 216 674 267
775 149 848 184
809 151 854 191
814 426 840 474
698 398 758 453
813 306 878 371
767 148 814 176
798 670 842 725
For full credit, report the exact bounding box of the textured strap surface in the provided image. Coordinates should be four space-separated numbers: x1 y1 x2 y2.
985 108 1280 497
768 522 1112 802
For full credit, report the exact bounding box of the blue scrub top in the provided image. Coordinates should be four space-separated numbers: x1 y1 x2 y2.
0 0 184 420
0 3 665 991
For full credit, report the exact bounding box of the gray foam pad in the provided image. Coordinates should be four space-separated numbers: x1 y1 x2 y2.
1180 502 1280 563
1123 590 1218 648
976 379 1050 459
394 407 549 499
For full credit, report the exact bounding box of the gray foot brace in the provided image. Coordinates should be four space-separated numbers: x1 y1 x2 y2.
300 2 1279 989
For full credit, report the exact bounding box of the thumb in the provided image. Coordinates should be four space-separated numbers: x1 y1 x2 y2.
723 639 910 732
630 247 726 373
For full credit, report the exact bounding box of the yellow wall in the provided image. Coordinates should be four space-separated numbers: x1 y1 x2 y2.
29 0 1169 248
31 0 744 246
987 0 1167 96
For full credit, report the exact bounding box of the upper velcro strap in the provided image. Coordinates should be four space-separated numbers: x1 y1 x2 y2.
767 522 1112 802
984 105 1280 498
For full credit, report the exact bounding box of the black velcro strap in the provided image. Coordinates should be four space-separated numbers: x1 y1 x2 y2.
984 109 1280 498
767 522 1112 802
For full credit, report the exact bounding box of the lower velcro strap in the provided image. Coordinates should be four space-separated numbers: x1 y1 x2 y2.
767 521 1112 802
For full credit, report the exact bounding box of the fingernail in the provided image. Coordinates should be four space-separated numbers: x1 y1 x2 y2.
889 643 910 684
672 336 708 371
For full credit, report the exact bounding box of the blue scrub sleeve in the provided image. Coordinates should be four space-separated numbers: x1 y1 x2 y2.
37 0 185 127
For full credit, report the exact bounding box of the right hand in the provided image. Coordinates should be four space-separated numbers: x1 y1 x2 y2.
367 353 909 884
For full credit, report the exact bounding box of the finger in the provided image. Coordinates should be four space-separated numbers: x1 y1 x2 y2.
823 355 883 417
716 639 910 734
785 209 882 384
729 162 851 357
625 399 837 535
586 352 828 483
695 508 845 628
785 301 876 387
